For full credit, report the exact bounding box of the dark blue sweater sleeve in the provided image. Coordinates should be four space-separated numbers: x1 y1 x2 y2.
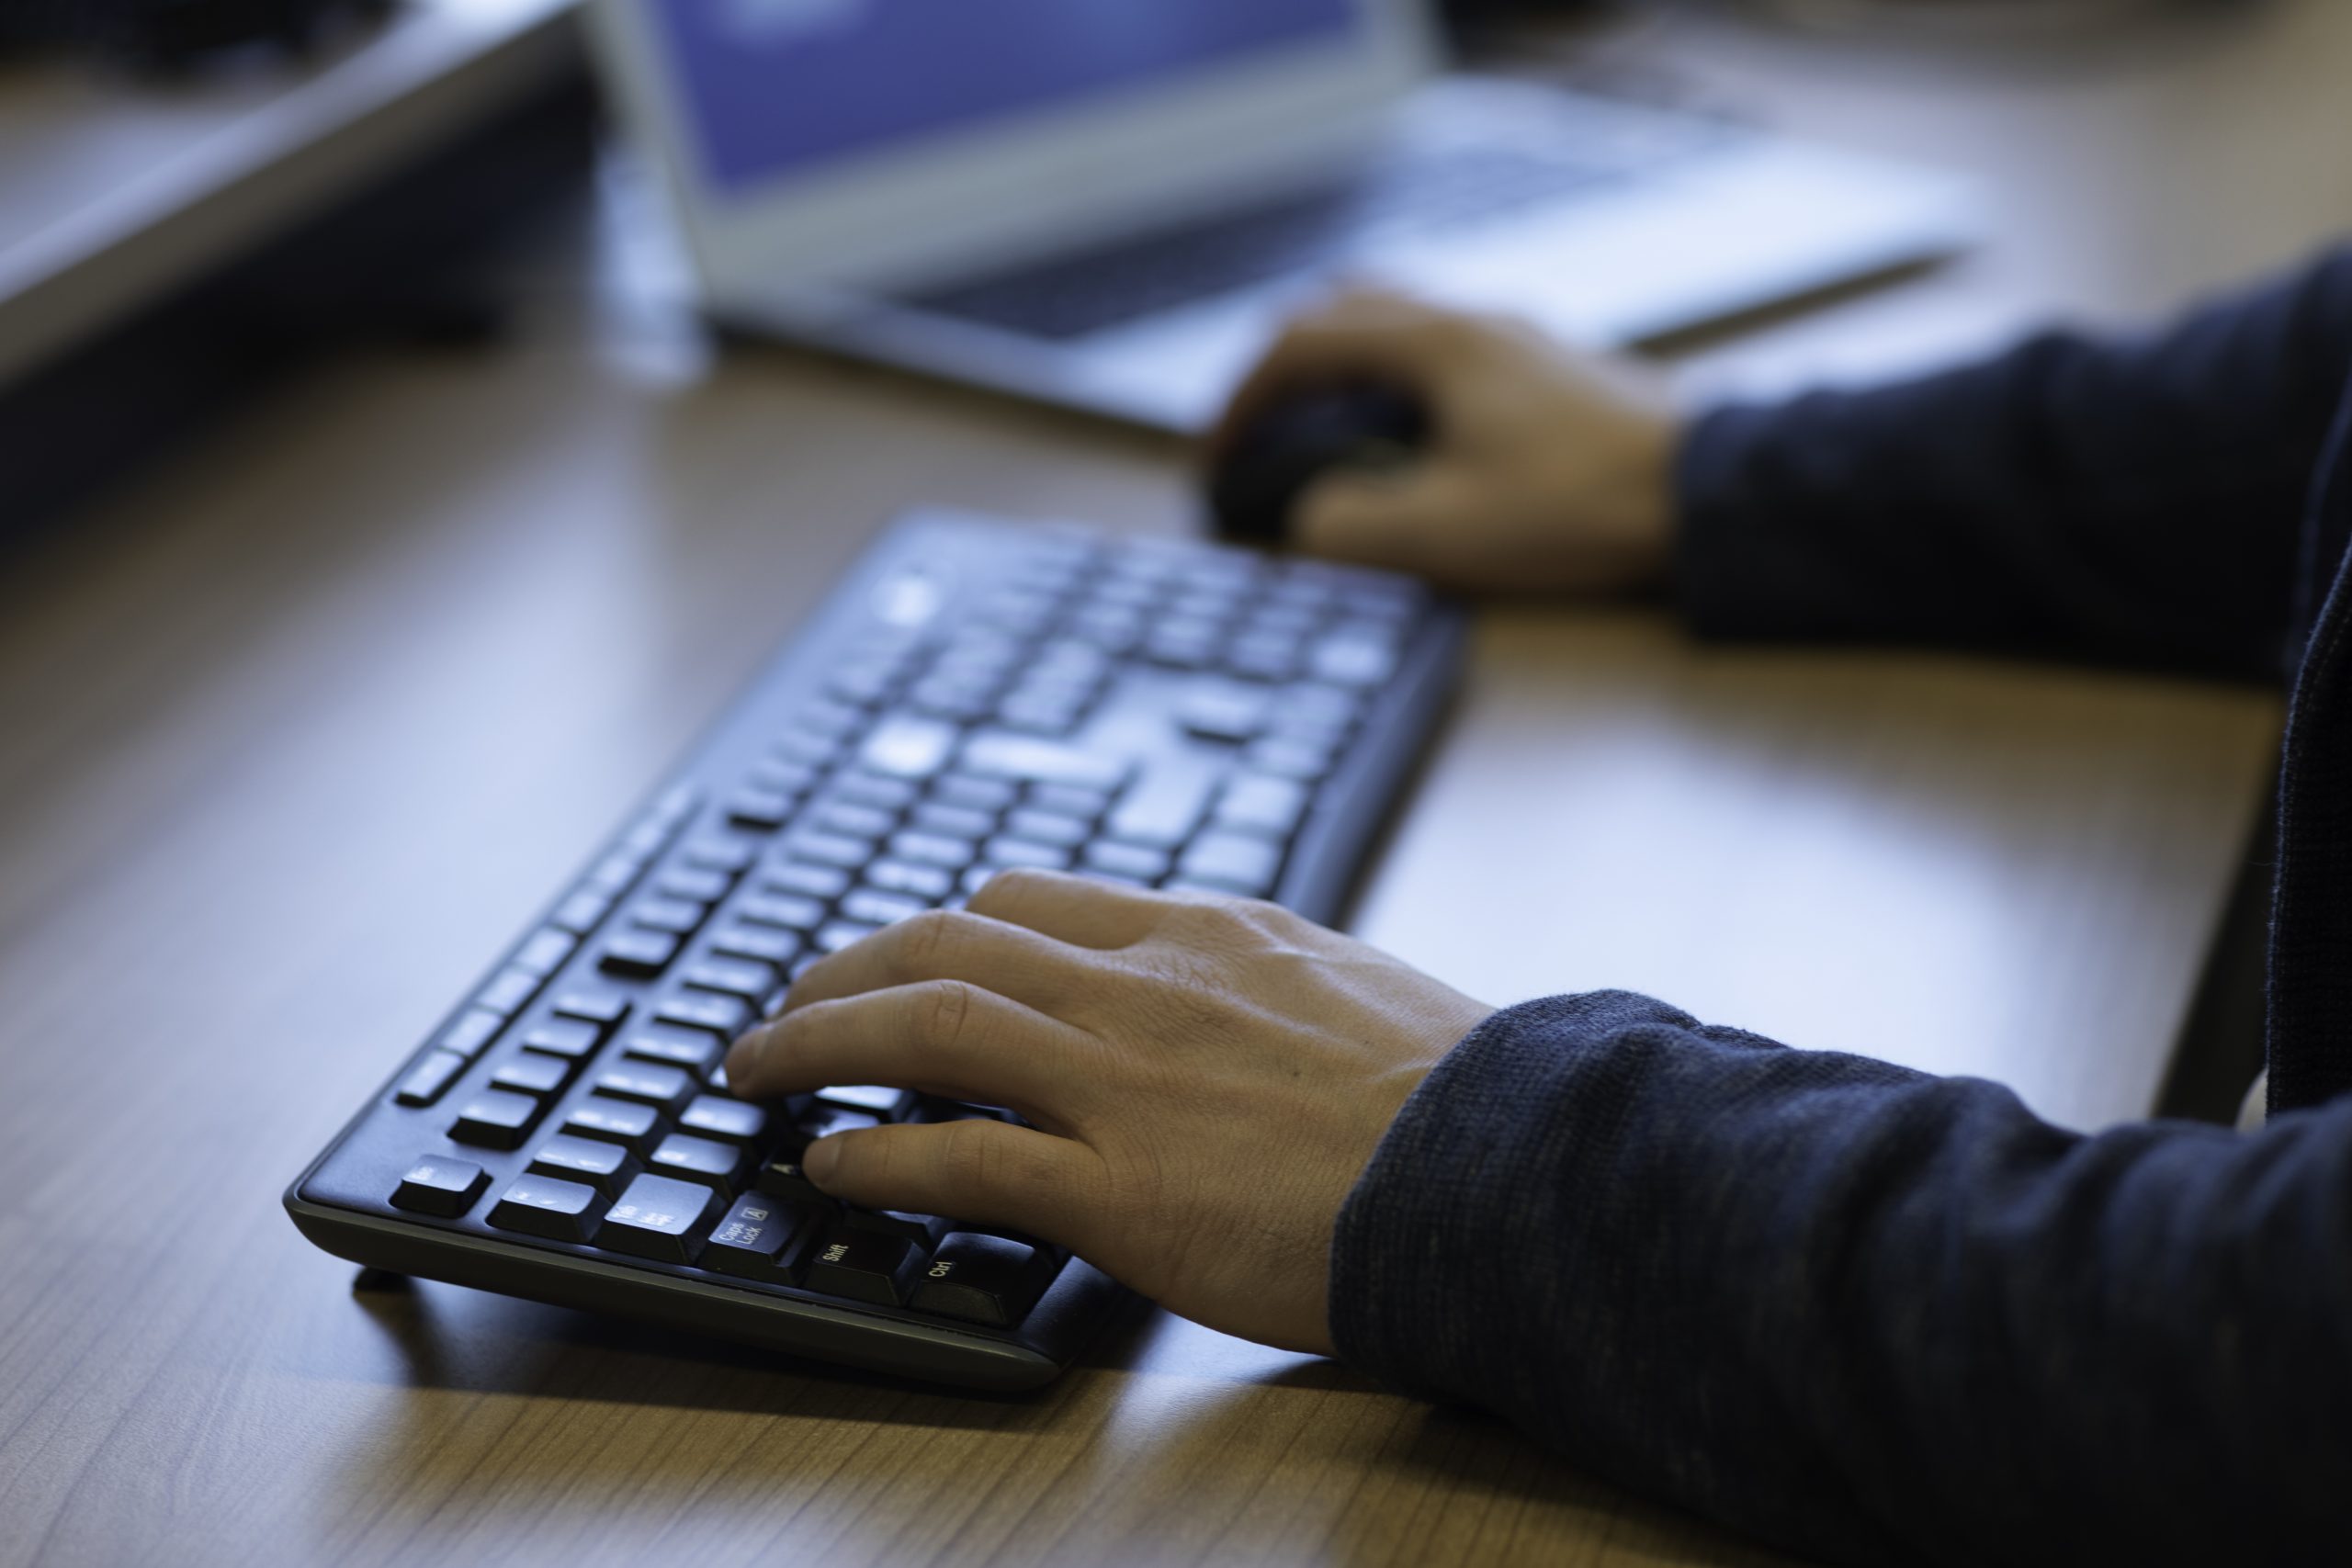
1329 994 2352 1566
1676 249 2352 681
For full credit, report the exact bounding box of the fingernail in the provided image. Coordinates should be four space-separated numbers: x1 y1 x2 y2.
803 1136 842 1186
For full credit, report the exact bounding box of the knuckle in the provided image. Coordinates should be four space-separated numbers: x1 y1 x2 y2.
938 1121 1000 1193
914 977 976 1052
896 908 962 971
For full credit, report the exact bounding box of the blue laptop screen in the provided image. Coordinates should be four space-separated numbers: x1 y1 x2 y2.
644 0 1366 197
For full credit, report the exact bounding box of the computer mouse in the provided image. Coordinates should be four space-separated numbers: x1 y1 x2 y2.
1207 384 1432 547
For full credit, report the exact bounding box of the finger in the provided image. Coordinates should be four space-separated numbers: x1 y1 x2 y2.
1292 465 1478 577
728 980 1091 1116
802 1120 1105 1254
964 866 1170 950
1209 290 1460 460
780 907 1094 1018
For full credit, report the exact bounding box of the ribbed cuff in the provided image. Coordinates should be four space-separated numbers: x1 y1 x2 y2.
1326 989 1701 1401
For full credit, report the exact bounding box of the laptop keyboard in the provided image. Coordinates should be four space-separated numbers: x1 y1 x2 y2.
288 512 1466 1389
904 127 1718 343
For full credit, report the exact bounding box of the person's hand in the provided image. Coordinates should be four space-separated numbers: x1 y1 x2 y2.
1212 289 1685 596
724 870 1493 1355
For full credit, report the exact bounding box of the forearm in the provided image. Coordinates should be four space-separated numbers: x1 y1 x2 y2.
1673 252 2352 680
1331 993 2352 1566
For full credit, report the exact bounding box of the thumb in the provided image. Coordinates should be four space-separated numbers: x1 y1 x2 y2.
1293 465 1474 576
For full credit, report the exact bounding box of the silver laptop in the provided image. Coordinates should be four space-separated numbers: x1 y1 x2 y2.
589 1 1976 432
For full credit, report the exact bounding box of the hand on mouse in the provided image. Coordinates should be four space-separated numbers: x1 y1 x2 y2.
1213 289 1685 596
724 869 1493 1355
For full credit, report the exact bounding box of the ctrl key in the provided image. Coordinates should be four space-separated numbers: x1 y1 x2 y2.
391 1155 488 1218
910 1233 1058 1327
488 1175 603 1243
596 1173 716 1265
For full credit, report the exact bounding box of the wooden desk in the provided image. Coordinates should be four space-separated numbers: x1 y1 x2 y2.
3 3 2342 1562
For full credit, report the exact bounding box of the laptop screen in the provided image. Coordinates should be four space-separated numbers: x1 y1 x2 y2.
645 1 1367 197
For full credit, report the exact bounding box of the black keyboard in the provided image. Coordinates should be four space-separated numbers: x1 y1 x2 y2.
286 513 1466 1389
903 127 1718 344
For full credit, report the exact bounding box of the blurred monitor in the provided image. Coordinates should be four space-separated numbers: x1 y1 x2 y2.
591 0 1977 430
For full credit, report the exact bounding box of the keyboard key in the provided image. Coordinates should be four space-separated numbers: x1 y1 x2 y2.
802 1228 917 1305
912 1233 1059 1326
1309 625 1399 686
776 1103 884 1152
864 859 954 900
888 830 978 870
433 1006 505 1061
679 1095 769 1144
1003 808 1090 849
1215 773 1309 839
1243 738 1335 781
1176 678 1272 742
704 1193 810 1280
772 730 842 769
709 924 803 967
982 836 1071 871
842 888 927 927
512 927 578 977
726 788 795 831
1083 841 1170 881
843 1207 951 1248
623 1028 725 1077
492 1053 571 1097
474 965 541 1017
650 1133 751 1191
450 1089 542 1151
563 1096 662 1154
681 956 775 1002
783 830 872 870
931 774 1018 813
817 1084 918 1120
830 771 921 812
582 852 641 897
740 892 826 932
629 897 707 936
601 929 680 978
654 991 753 1037
912 802 996 840
1028 784 1111 822
754 1156 828 1205
656 866 732 904
960 732 1127 790
815 802 898 841
595 1062 694 1112
677 834 760 874
750 756 823 794
551 889 613 935
519 1019 602 1062
394 1048 468 1107
551 991 630 1029
1106 763 1218 849
816 920 878 954
392 1154 488 1217
489 1175 602 1242
767 862 852 900
1177 832 1283 897
529 1133 639 1197
599 1174 716 1264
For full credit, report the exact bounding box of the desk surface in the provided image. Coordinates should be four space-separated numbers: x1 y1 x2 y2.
3 3 2345 1563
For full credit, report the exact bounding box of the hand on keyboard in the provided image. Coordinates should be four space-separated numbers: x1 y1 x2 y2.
725 866 1493 1356
1213 289 1684 598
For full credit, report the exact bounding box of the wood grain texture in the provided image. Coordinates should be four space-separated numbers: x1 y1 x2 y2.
1 4 2341 1563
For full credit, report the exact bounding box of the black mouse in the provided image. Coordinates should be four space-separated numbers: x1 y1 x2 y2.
1207 384 1432 547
